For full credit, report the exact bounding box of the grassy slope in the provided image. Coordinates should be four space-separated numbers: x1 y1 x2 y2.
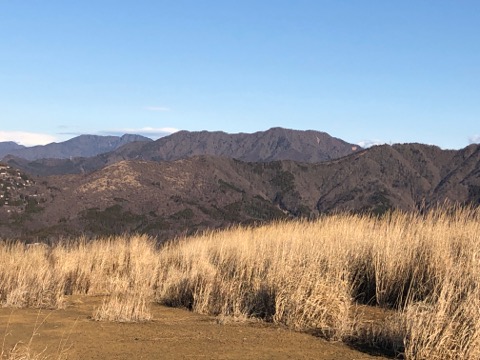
1 207 479 359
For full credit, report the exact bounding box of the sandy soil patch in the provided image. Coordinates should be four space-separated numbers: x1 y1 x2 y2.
0 296 385 360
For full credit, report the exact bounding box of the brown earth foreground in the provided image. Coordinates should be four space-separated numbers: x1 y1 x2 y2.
0 296 385 360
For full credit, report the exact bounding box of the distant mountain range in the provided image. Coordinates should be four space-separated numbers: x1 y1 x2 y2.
0 142 26 154
2 128 360 176
0 127 478 241
0 134 152 161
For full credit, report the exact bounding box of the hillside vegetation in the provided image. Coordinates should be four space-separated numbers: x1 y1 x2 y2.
1 207 479 359
2 142 479 241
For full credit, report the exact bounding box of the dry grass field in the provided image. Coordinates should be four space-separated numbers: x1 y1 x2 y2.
1 207 479 359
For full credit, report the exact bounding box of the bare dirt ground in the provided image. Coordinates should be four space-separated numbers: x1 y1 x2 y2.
0 296 386 360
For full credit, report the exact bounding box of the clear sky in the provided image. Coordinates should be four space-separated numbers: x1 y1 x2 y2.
0 1 479 148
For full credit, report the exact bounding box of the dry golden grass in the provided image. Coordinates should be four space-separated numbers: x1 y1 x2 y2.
154 221 353 340
1 207 479 359
91 236 156 322
0 242 65 310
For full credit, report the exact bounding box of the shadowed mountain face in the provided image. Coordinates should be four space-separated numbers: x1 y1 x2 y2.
1 143 479 241
0 134 152 161
2 128 361 176
0 142 25 154
123 127 360 163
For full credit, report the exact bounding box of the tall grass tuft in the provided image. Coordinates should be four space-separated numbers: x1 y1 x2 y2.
0 242 65 309
92 236 156 322
154 221 357 340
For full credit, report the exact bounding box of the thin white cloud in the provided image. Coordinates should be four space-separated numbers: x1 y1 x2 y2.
99 127 180 139
469 135 480 144
0 131 57 146
357 139 386 148
122 127 180 135
145 106 171 112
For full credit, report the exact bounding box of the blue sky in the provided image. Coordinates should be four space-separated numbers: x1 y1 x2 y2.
0 1 479 148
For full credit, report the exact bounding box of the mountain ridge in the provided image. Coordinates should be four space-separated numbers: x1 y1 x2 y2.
0 134 153 161
2 128 361 176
